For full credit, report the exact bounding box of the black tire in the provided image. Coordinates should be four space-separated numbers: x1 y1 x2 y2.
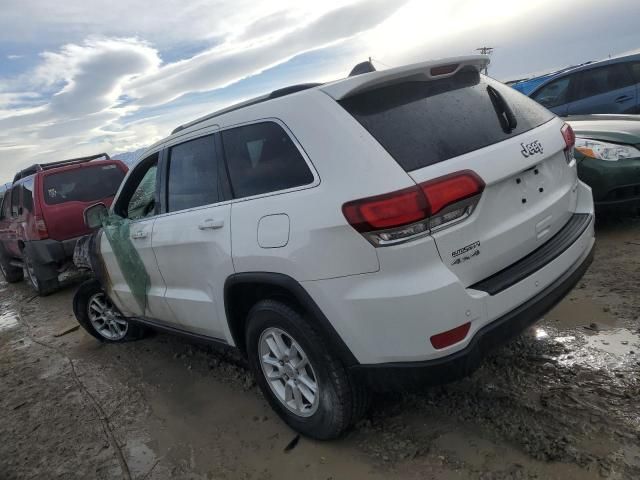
23 252 58 296
0 251 23 283
245 299 369 440
73 279 147 343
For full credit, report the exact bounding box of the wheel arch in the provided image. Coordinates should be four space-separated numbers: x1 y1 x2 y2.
224 272 359 367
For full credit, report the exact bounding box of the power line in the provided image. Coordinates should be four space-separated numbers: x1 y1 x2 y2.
369 56 393 69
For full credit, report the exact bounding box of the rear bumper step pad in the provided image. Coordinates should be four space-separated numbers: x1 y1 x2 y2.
470 213 592 295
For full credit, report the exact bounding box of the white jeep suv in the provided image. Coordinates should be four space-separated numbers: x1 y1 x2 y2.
73 56 595 439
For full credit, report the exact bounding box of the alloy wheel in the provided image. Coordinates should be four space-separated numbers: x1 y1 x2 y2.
87 292 128 341
259 327 320 417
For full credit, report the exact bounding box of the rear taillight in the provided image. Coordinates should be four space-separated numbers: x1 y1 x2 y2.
34 215 49 240
342 171 484 246
342 186 428 233
561 123 576 163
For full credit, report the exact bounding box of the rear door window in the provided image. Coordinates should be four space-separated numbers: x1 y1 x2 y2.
167 135 219 212
531 76 572 108
574 64 634 101
221 122 314 198
43 164 125 205
22 178 34 213
629 62 640 82
339 69 554 172
10 187 20 217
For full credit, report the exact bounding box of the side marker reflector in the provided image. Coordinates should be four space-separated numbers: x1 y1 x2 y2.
430 322 471 350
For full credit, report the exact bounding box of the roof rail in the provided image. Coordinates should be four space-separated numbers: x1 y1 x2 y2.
170 83 323 135
13 152 111 183
268 83 323 99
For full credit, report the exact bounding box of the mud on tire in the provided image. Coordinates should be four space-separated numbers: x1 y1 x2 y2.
245 299 369 440
73 279 147 343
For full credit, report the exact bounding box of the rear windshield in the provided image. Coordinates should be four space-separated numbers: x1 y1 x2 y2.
339 68 554 172
43 163 125 205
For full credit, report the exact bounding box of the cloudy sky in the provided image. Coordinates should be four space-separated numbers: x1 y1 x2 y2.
1 0 639 181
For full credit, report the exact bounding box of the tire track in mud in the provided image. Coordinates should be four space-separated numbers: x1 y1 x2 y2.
15 293 132 480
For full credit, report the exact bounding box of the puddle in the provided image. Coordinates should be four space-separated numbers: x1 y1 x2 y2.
545 294 622 329
545 327 640 370
0 310 18 331
583 329 640 356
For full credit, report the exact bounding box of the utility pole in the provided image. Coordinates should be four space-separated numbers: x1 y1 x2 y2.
475 46 493 75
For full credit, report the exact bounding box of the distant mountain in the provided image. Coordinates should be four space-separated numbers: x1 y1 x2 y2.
112 148 147 167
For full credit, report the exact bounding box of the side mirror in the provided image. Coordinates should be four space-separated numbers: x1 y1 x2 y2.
83 203 108 229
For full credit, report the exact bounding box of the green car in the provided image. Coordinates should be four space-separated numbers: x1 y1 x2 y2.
566 115 640 212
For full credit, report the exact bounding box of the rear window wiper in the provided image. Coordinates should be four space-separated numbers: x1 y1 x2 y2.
487 86 517 134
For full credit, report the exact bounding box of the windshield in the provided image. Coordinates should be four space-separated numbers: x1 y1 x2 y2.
43 164 125 205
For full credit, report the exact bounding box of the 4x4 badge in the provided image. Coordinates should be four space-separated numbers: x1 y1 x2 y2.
520 140 543 158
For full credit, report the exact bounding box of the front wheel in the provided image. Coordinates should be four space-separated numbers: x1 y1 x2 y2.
73 280 146 343
245 299 369 439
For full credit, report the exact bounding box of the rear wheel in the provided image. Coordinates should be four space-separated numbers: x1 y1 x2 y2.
246 299 369 439
23 252 58 296
73 279 146 343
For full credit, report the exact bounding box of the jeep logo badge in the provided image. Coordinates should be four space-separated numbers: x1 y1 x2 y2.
520 140 543 158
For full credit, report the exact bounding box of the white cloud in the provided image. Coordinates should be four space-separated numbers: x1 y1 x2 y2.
127 0 406 106
0 37 160 176
0 0 352 48
0 0 405 180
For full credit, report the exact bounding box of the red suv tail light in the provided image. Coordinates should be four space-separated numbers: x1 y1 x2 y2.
561 123 575 149
343 171 484 246
34 215 49 240
561 123 576 163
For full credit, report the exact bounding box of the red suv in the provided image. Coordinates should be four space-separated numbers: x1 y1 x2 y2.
0 154 127 294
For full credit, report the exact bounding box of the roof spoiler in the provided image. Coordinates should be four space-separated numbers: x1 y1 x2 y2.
321 55 489 100
13 153 111 183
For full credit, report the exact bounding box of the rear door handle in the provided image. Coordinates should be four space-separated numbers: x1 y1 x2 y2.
615 95 632 103
198 218 224 230
131 230 148 239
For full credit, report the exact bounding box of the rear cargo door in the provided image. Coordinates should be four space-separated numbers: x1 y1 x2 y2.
338 68 579 287
40 162 126 241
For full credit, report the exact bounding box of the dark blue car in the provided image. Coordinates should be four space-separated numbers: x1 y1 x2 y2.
517 54 640 116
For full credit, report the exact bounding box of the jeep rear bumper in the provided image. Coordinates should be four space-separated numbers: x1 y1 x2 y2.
350 242 594 390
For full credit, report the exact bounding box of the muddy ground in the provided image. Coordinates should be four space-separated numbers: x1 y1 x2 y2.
1 217 639 480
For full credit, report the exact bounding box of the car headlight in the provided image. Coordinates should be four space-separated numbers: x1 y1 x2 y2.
575 138 640 162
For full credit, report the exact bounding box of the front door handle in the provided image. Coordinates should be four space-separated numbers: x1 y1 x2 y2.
131 230 148 239
615 95 632 103
198 218 224 230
